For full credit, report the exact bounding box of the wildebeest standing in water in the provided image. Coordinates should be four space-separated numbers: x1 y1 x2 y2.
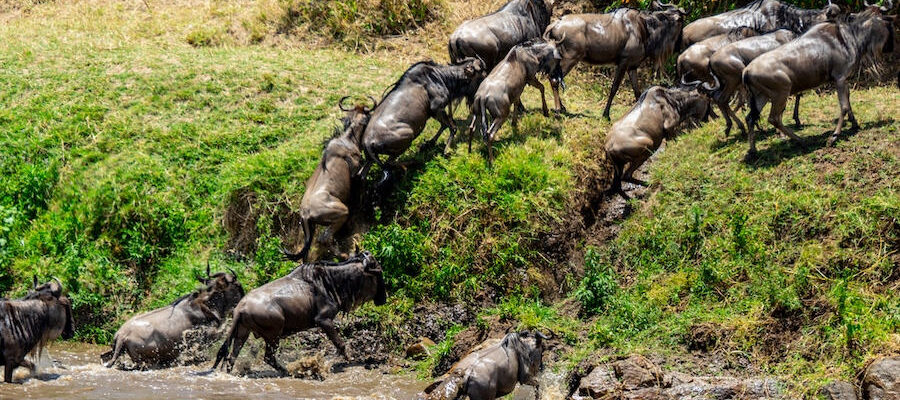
470 40 562 166
742 6 895 160
212 252 386 375
702 29 798 136
417 331 547 400
605 85 710 200
681 0 841 47
543 1 686 118
0 277 74 383
281 98 374 262
677 26 759 84
101 267 244 368
360 58 486 183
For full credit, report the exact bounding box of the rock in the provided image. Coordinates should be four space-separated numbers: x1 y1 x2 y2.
613 355 665 390
405 337 436 360
820 381 857 400
286 352 327 380
862 356 900 400
624 387 666 400
665 377 781 399
576 364 620 399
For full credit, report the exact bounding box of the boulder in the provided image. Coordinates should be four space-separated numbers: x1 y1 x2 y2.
613 355 665 390
862 356 900 400
576 364 620 399
819 381 857 400
405 337 436 360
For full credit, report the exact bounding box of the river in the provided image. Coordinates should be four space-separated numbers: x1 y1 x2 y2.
0 342 561 399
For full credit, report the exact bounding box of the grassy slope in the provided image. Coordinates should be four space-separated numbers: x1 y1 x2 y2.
0 0 897 395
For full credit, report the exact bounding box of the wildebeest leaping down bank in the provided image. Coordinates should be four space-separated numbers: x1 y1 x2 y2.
605 85 711 200
101 266 244 369
469 40 563 166
360 58 486 183
543 1 686 118
742 5 895 160
212 252 386 375
281 98 374 262
0 277 74 383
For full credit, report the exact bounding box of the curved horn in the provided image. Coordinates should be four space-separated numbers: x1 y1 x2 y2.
865 0 872 7
206 260 211 278
367 95 377 111
882 0 892 11
228 267 238 279
52 276 62 287
680 75 703 87
33 275 38 289
701 73 721 93
339 96 353 112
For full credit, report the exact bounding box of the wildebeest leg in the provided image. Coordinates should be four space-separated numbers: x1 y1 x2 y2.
792 94 802 128
226 324 251 373
628 69 640 100
484 114 507 168
429 108 456 151
4 360 14 383
550 59 577 114
526 76 549 117
827 79 853 147
745 91 768 161
263 339 287 376
316 315 348 359
723 100 747 137
622 156 649 187
603 65 627 120
719 101 734 137
768 95 802 144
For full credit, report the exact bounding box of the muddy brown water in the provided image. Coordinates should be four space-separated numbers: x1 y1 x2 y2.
0 342 564 399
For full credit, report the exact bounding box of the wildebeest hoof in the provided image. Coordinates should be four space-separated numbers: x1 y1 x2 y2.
826 136 838 147
743 150 758 163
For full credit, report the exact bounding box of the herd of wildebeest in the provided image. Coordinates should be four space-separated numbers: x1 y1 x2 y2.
1 0 896 398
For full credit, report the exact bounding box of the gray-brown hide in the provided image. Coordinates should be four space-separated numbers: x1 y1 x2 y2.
677 26 760 84
703 29 797 136
605 86 710 200
100 269 244 369
470 40 562 166
742 7 894 159
282 99 373 262
212 252 386 375
543 2 685 118
1 278 74 383
448 0 554 69
417 332 547 400
681 0 841 47
360 58 486 183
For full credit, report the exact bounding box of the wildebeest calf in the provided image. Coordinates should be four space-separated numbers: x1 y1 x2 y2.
470 40 562 166
742 7 894 160
605 85 710 200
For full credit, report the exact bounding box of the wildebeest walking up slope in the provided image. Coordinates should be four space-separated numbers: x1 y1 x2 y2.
742 5 895 160
544 1 686 118
0 277 74 383
448 0 554 69
212 252 386 375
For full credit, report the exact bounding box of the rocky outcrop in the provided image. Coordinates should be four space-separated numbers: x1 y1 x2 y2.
862 357 900 400
570 355 782 399
819 381 857 400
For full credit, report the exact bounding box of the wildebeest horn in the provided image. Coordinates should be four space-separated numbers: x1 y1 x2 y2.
206 260 211 278
367 95 377 111
52 276 62 287
680 75 703 88
33 275 38 289
228 267 238 279
339 96 353 112
701 73 721 93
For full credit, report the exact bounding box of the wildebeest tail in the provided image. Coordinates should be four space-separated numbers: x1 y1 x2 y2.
213 315 240 370
478 98 489 142
743 73 761 128
448 38 460 64
102 333 125 367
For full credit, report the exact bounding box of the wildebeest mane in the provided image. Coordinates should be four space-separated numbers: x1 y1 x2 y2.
493 0 552 29
773 0 826 33
726 26 760 40
289 255 376 313
379 60 440 102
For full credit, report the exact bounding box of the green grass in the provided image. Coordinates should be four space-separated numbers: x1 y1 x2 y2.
0 0 897 396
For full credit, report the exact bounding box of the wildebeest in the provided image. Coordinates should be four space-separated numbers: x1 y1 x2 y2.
681 0 841 47
448 0 554 69
702 29 798 136
212 252 386 375
469 40 562 166
605 85 710 200
0 277 74 383
543 1 686 118
360 58 487 183
101 266 244 369
677 26 760 84
742 6 895 159
417 331 547 400
281 98 374 262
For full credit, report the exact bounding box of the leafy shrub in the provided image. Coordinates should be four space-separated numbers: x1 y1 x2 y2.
362 223 427 290
575 247 620 314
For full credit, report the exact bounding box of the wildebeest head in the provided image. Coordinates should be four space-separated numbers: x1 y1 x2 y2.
849 6 896 63
26 277 75 340
502 331 546 385
657 83 711 130
208 269 245 311
645 2 688 58
338 95 376 145
359 251 387 306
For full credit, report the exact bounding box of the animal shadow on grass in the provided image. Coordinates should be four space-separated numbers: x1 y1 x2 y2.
747 119 894 168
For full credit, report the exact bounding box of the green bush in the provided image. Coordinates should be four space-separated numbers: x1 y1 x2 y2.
362 223 427 290
575 247 620 314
